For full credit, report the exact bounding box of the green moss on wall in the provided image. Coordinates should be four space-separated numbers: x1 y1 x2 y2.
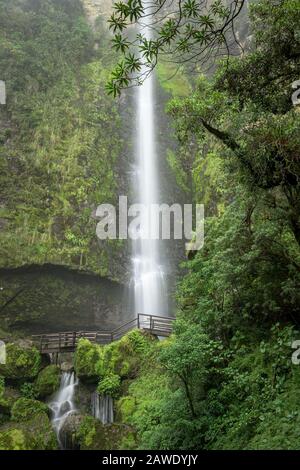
157 63 191 98
0 0 124 279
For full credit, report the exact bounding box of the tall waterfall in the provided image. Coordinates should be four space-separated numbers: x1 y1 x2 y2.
131 19 168 317
91 392 114 424
49 371 78 448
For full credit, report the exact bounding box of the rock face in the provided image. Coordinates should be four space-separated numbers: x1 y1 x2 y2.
59 412 83 449
82 0 113 26
0 265 127 334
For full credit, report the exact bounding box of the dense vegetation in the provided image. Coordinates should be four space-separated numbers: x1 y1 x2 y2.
0 0 300 451
125 0 300 449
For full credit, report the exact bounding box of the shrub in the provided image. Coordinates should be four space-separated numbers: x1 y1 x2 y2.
97 373 121 398
20 382 38 399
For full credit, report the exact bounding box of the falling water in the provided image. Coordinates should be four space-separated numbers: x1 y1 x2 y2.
49 371 78 448
91 392 114 424
131 19 168 317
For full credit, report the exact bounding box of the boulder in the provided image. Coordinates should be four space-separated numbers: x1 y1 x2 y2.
35 365 61 398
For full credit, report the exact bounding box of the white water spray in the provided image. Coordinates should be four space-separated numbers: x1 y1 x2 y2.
49 371 78 448
91 392 114 424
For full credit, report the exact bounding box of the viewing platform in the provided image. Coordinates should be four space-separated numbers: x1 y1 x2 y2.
32 314 174 354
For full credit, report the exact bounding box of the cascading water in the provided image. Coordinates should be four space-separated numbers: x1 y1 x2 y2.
91 392 114 424
131 18 168 317
49 371 78 448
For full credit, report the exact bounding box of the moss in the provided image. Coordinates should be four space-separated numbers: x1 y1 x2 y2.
78 415 134 450
11 398 49 422
98 330 154 380
156 62 191 97
0 428 27 450
0 0 123 280
74 338 102 382
116 396 136 423
0 343 41 381
0 385 21 416
35 365 61 398
0 413 57 450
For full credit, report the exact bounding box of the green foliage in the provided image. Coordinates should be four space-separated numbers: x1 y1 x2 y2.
20 382 38 400
157 63 191 98
34 365 60 398
11 398 49 422
96 330 154 380
116 396 136 422
107 0 246 95
0 343 41 380
97 373 121 398
106 1 300 450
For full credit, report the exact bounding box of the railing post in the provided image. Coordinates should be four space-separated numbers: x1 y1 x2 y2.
137 314 140 329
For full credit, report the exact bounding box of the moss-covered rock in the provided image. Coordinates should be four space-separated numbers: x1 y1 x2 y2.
11 398 49 422
97 330 155 380
74 338 102 382
0 413 57 450
0 343 41 381
35 365 61 398
74 381 95 415
0 385 21 416
59 412 83 450
0 428 27 450
78 415 135 450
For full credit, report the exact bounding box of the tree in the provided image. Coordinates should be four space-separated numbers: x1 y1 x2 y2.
159 320 223 418
106 0 247 96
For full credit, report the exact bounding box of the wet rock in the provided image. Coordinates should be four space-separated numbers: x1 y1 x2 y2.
60 362 73 373
59 412 83 450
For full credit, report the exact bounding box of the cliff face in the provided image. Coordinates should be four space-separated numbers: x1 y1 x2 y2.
0 0 124 279
0 0 128 331
82 0 113 25
0 0 187 331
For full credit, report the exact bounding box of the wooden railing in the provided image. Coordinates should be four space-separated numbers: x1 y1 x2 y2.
32 314 174 354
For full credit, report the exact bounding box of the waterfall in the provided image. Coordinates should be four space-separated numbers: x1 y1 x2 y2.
131 18 168 317
49 371 78 448
91 392 114 424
